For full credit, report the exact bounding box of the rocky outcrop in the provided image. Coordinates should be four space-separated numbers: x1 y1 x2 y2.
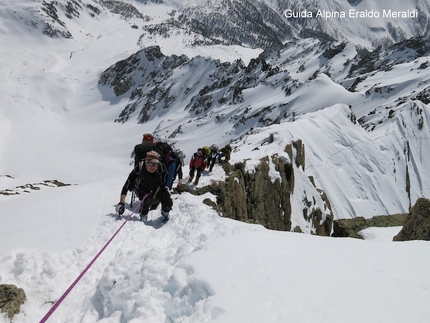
0 284 26 319
393 198 430 241
177 140 333 235
332 214 407 239
211 155 293 231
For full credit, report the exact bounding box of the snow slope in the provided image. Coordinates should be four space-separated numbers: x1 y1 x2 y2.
1 179 430 323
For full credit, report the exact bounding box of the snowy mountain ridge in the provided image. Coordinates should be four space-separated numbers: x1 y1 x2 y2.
98 36 430 218
6 0 430 49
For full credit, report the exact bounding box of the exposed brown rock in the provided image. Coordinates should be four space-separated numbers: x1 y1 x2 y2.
393 198 430 241
332 214 407 239
0 284 26 319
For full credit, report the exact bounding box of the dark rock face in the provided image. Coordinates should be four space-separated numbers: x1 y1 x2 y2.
180 0 290 51
0 284 26 319
347 0 363 5
99 0 144 19
213 155 294 231
332 214 407 239
99 47 284 126
394 198 430 241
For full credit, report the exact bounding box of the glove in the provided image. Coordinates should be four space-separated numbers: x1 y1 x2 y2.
116 202 125 215
177 179 182 186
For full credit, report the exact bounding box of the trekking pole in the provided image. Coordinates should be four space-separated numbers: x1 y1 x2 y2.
39 194 149 323
130 190 134 207
130 189 137 207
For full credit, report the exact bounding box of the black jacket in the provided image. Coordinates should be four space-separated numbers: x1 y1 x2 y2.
121 164 165 196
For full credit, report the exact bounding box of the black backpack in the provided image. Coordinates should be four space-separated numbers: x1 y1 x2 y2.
134 141 155 166
154 142 174 164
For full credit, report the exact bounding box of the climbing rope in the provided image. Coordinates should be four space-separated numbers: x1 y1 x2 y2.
39 194 148 322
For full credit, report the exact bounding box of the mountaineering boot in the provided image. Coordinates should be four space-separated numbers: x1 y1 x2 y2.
161 210 170 223
193 177 199 185
187 176 193 183
140 213 148 222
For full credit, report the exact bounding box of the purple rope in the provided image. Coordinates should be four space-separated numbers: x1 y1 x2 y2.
39 194 149 323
